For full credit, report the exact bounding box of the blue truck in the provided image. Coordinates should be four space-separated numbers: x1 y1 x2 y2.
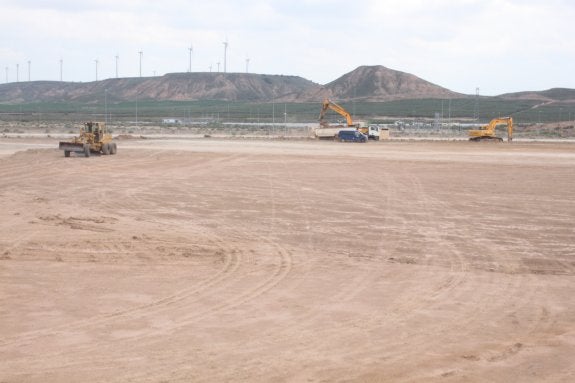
337 129 368 143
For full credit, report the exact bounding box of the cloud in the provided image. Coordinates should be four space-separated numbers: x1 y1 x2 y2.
0 0 574 93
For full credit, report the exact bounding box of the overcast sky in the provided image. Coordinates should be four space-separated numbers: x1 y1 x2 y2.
1 0 574 95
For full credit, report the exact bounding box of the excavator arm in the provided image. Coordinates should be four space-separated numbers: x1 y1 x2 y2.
319 98 355 127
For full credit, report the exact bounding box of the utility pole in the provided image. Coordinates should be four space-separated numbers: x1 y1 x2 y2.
474 87 479 120
105 89 108 125
139 51 143 77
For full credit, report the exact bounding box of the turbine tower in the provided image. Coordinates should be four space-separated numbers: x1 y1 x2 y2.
188 44 193 72
223 39 228 73
115 54 119 78
59 58 63 81
27 60 31 81
139 51 143 77
95 59 99 81
245 57 250 73
16 63 19 82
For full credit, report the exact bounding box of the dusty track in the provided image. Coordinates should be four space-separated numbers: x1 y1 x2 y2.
1 138 574 382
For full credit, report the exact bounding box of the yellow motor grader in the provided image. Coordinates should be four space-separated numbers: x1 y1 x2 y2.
59 122 117 157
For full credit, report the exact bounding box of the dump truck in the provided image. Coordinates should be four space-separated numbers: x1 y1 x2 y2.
59 122 117 157
468 117 513 142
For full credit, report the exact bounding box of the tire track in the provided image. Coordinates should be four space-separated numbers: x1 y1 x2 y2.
0 233 242 348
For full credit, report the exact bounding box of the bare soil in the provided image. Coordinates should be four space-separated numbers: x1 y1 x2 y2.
1 138 574 382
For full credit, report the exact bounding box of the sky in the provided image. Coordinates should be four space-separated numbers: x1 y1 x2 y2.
1 0 574 96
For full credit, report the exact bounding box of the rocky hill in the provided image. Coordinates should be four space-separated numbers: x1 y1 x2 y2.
298 65 466 101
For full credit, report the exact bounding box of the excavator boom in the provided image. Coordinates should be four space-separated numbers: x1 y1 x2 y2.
319 98 355 127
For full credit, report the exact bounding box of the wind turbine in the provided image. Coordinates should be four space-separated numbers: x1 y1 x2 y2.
139 51 143 77
115 54 119 78
95 59 99 81
246 57 250 73
188 44 193 72
223 39 228 73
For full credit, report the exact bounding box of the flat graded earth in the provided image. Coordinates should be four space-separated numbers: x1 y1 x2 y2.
1 138 574 382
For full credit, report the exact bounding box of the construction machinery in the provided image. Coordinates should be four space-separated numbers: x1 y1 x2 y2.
59 121 117 157
316 98 384 140
319 98 356 129
468 117 513 142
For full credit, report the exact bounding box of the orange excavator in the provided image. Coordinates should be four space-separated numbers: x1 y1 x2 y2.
468 117 513 142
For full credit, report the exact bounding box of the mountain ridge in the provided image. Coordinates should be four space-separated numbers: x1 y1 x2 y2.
0 65 573 104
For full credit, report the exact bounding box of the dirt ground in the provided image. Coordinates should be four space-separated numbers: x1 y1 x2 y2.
1 137 574 382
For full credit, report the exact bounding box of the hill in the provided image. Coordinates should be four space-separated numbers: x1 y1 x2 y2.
498 88 575 102
1 66 574 105
0 73 318 104
0 66 467 104
298 65 466 101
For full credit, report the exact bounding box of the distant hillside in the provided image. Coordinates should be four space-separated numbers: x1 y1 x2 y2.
297 65 466 101
0 73 318 104
499 88 575 102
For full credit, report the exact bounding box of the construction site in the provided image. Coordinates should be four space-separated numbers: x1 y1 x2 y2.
1 65 575 382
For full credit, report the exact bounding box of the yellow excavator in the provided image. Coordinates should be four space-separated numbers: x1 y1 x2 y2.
468 117 513 142
318 98 356 129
